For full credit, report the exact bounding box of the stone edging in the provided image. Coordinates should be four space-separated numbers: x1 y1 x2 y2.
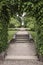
0 51 7 60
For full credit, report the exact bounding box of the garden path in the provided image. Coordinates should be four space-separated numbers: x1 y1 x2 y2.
0 28 43 65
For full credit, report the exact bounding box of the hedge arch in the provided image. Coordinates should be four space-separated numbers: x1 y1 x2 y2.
0 0 43 56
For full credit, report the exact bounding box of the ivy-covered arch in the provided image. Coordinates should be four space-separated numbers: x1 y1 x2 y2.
0 0 43 58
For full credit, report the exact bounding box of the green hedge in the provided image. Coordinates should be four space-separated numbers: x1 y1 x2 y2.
35 12 43 55
0 5 9 53
0 21 8 53
36 19 43 55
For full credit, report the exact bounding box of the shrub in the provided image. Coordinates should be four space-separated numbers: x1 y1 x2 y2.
0 5 9 53
9 23 15 28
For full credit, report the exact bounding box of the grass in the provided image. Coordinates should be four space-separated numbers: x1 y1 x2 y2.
8 30 17 41
29 31 36 41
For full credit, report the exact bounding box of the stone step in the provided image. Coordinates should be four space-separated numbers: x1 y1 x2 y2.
15 40 29 43
16 34 28 36
16 39 29 41
16 37 29 40
16 36 29 39
5 56 38 61
2 60 43 65
16 35 29 37
16 36 29 38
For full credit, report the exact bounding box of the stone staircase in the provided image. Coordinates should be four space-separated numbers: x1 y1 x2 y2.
3 29 43 65
5 32 38 61
15 34 29 43
5 30 37 61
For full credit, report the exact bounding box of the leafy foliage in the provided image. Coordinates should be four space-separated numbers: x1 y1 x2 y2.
0 3 9 53
0 0 43 56
24 17 35 31
34 1 43 55
9 17 20 28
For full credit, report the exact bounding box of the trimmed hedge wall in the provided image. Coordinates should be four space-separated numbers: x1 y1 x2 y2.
36 18 43 56
35 3 43 56
0 5 9 53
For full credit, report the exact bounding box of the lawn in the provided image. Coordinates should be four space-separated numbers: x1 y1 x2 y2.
8 30 17 41
29 31 36 41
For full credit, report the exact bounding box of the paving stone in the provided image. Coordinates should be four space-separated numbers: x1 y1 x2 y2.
0 60 43 65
